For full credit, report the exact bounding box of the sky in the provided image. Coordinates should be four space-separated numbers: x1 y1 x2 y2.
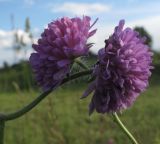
0 0 160 66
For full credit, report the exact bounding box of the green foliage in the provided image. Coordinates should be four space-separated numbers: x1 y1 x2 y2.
134 26 152 47
0 79 160 144
25 17 31 33
0 53 97 92
13 31 21 53
0 51 160 143
12 16 33 62
25 17 33 39
1 19 158 93
153 52 160 65
0 61 35 92
0 50 160 92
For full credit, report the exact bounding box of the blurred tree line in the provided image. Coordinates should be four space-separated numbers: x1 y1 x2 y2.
134 26 160 64
0 21 160 92
134 26 152 47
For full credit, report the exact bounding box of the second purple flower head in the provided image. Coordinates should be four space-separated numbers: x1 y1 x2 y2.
83 20 153 114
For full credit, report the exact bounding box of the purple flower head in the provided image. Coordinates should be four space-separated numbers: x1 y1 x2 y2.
30 16 97 90
83 20 153 114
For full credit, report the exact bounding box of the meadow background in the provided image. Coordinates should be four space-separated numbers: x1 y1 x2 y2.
0 0 160 144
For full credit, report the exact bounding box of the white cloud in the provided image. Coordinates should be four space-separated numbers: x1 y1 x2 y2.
0 15 159 66
0 29 36 66
0 30 13 49
51 2 111 15
128 15 160 51
90 15 160 54
0 29 32 49
89 24 113 53
109 1 160 17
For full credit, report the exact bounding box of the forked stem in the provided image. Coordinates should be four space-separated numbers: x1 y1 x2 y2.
74 58 89 70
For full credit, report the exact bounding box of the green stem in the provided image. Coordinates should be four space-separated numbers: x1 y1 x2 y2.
0 69 92 121
0 120 5 144
112 112 138 144
74 59 89 70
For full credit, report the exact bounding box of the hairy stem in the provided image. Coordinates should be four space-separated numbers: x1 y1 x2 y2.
0 69 92 121
112 112 138 144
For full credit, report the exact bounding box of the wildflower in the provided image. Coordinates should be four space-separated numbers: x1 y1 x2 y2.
83 20 153 114
30 16 97 90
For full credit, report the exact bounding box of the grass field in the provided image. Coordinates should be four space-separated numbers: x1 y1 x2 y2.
0 78 160 144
